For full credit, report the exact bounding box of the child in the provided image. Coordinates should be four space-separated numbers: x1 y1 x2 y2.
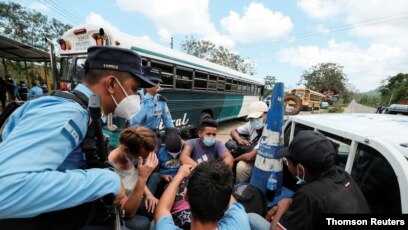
108 126 159 230
157 128 183 181
156 128 191 229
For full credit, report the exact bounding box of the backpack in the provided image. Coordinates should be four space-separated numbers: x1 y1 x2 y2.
232 184 268 217
0 90 86 142
225 133 262 158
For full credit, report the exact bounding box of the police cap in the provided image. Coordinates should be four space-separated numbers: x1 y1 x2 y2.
143 66 162 84
85 46 154 88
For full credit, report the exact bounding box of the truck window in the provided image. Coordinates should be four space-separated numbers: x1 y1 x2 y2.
283 122 314 147
318 130 351 170
351 144 401 213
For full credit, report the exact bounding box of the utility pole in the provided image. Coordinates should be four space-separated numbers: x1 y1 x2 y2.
170 37 173 49
388 91 394 105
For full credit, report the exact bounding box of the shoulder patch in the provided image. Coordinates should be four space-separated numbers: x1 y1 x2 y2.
61 119 83 149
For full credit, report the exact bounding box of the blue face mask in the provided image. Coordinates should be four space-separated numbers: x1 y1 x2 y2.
250 118 264 130
296 164 306 185
203 137 216 147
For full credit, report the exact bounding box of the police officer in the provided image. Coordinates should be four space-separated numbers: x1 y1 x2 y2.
131 66 174 131
28 82 44 100
0 46 154 228
6 76 17 101
40 81 49 94
18 81 28 101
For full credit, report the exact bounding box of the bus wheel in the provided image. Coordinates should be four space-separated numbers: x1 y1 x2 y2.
192 112 212 137
284 95 301 115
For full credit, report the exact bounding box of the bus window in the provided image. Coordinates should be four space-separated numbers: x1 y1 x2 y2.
59 57 86 82
351 144 401 213
59 58 73 82
151 61 174 88
76 58 86 82
257 86 261 96
217 76 225 92
225 78 232 92
231 80 238 92
208 74 217 91
242 83 247 94
194 71 208 91
176 67 192 89
142 58 148 66
237 82 243 93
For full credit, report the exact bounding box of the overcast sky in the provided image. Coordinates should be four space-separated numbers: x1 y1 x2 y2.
20 0 408 92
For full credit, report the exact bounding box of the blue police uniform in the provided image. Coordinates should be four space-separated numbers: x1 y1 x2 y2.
131 89 174 131
28 85 44 100
0 83 120 218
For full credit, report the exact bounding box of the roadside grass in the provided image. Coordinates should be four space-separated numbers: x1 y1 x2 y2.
327 99 349 113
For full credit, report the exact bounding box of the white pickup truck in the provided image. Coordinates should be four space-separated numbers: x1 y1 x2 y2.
283 113 408 213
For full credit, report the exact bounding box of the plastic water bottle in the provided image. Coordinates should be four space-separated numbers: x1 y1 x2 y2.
266 171 277 202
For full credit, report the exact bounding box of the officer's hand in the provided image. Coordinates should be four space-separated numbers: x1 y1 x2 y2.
162 174 173 182
176 164 193 179
144 194 159 213
137 152 158 179
238 138 251 146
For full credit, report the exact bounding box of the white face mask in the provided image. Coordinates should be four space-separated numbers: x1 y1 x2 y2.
111 78 141 120
168 149 182 158
250 117 264 130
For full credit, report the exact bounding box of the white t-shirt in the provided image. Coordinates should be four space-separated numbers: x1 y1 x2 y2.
236 122 261 150
111 162 138 196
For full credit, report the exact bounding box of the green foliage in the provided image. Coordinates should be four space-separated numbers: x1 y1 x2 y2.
299 62 353 103
0 2 71 51
263 75 276 97
379 73 408 105
356 93 381 107
180 36 255 75
328 106 344 113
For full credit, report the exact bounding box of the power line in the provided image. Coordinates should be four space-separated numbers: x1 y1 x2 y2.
240 8 408 47
293 9 408 40
38 0 84 26
45 0 85 24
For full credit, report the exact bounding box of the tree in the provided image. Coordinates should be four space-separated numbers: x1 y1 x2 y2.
0 2 71 51
0 2 71 78
379 73 408 104
180 37 255 75
263 75 276 97
180 36 215 60
299 62 350 101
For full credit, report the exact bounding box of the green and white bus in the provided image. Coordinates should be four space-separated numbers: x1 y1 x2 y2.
56 25 264 132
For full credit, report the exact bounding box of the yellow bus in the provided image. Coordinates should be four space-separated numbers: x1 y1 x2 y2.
290 87 325 110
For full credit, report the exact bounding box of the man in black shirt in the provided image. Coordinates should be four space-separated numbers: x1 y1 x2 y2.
248 130 370 230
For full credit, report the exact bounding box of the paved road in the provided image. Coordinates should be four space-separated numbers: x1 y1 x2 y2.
344 100 376 113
